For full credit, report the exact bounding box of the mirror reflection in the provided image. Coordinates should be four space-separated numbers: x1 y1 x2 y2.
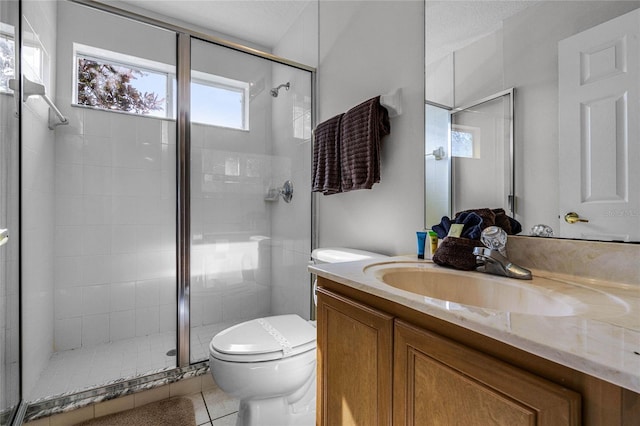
425 0 640 242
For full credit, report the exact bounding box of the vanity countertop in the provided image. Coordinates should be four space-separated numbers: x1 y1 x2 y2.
309 256 640 394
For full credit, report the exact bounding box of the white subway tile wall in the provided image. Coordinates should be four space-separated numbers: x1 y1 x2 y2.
53 112 177 352
21 0 58 399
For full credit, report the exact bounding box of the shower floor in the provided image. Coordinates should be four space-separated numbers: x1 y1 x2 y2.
29 322 240 401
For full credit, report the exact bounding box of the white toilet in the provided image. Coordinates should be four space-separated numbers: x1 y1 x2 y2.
208 247 387 426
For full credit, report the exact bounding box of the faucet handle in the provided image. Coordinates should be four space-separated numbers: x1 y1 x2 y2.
481 226 508 256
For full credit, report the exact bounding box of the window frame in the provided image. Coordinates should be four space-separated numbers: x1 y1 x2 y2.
72 43 251 131
191 70 250 131
73 43 174 119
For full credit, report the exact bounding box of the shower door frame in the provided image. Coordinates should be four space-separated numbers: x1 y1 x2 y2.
70 0 318 369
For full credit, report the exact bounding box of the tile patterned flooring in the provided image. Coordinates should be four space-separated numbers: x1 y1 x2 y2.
181 389 239 426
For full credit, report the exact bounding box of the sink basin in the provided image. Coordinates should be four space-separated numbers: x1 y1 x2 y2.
362 261 618 317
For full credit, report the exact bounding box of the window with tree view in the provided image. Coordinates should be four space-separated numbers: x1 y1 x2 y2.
76 54 169 117
74 45 250 130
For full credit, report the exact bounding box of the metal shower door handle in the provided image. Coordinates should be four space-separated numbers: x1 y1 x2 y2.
0 229 8 247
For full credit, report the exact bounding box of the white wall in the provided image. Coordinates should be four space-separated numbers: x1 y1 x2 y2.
425 53 453 107
273 1 318 68
317 0 425 256
21 0 57 399
454 29 503 107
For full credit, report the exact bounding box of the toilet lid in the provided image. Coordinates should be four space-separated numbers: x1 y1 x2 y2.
209 314 316 362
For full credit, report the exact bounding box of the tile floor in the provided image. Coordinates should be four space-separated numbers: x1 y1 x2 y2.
179 389 239 426
29 321 244 400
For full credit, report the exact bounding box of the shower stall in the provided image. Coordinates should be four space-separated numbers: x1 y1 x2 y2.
6 0 315 415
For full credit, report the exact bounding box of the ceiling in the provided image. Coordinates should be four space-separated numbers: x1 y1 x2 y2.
426 0 540 64
117 0 312 49
114 1 539 61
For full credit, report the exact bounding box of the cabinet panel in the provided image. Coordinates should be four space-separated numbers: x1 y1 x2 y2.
394 320 581 426
317 288 393 426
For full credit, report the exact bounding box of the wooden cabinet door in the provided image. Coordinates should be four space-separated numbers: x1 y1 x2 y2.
394 320 581 426
316 288 394 426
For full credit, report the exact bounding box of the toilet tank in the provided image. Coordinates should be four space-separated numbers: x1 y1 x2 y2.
310 248 388 310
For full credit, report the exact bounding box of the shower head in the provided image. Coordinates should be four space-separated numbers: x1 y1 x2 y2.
270 82 290 97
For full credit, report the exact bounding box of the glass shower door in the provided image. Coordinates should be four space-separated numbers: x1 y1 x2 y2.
21 1 178 400
0 0 20 422
189 38 313 363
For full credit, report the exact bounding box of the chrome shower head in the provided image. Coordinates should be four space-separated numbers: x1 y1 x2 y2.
270 82 290 97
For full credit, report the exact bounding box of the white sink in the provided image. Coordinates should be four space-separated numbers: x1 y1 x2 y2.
363 261 628 318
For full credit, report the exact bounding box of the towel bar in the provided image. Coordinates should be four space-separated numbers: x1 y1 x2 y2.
9 77 69 130
380 88 402 117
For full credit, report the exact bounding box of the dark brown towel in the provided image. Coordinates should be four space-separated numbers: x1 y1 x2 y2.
491 208 513 234
432 237 485 271
339 96 390 192
312 113 344 195
454 208 496 230
453 207 522 235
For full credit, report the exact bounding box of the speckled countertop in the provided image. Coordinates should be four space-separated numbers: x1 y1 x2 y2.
309 256 640 393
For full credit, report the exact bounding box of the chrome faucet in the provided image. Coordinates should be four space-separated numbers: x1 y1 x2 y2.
473 247 532 280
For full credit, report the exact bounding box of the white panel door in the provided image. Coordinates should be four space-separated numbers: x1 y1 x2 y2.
558 8 639 241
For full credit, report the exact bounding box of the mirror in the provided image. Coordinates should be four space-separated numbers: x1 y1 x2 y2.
426 89 514 227
425 0 640 242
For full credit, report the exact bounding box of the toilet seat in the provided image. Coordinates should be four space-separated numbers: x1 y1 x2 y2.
210 314 316 363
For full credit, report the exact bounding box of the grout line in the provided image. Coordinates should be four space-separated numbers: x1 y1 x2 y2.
199 391 213 425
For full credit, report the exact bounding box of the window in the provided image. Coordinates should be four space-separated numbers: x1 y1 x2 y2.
74 43 173 118
191 71 249 130
451 124 481 158
0 30 15 93
1 21 45 94
74 44 250 130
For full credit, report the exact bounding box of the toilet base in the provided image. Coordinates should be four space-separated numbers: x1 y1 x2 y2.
234 366 316 426
237 397 315 426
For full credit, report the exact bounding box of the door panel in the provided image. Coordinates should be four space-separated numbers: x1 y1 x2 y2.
316 288 393 426
559 8 640 241
394 320 581 426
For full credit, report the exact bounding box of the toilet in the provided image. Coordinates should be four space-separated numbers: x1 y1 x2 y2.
208 247 387 426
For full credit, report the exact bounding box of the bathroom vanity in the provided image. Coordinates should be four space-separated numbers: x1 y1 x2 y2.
311 253 640 425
